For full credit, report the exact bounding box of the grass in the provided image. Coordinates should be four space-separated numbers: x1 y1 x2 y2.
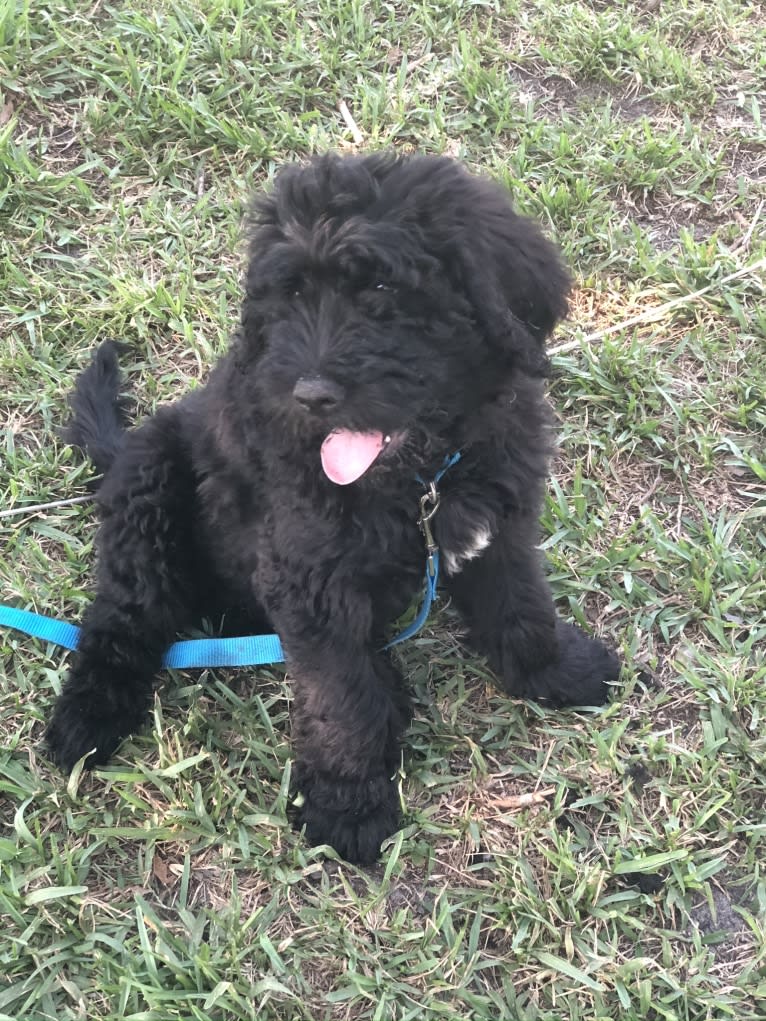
1 1 765 1018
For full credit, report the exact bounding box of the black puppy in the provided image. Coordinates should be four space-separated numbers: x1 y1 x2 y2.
47 152 619 863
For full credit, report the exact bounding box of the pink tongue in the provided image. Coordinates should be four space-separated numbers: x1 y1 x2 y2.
320 430 386 485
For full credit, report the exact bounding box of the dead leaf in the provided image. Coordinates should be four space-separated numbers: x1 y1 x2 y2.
489 786 556 811
152 854 175 887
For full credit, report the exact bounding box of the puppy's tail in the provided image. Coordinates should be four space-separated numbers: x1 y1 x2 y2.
62 341 132 478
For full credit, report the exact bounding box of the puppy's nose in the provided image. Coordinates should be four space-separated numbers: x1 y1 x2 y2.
293 376 345 413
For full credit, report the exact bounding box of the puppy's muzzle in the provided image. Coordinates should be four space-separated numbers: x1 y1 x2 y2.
293 376 345 414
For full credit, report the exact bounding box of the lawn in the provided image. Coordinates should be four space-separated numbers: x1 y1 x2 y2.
1 1 765 1019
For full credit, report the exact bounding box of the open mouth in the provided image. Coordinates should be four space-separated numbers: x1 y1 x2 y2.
320 429 404 485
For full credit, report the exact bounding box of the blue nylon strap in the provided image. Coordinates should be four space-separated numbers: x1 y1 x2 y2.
163 633 284 668
0 606 81 652
0 604 285 667
392 450 460 649
0 452 462 666
382 550 440 650
415 450 461 487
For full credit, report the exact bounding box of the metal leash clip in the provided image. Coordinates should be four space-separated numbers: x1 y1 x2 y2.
418 481 440 578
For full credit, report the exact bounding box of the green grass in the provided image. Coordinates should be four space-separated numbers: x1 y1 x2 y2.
1 1 765 1018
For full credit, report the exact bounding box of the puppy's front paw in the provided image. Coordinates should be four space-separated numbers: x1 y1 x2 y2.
534 622 620 707
295 771 401 864
46 683 146 772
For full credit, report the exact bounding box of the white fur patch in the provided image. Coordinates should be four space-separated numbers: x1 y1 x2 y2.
443 525 493 575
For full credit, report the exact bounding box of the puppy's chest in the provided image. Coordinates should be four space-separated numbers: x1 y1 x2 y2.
284 495 422 565
265 483 427 581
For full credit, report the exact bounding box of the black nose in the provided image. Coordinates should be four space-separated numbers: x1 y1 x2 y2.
292 376 345 413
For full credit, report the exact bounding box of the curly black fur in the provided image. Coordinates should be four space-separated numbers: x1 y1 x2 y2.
46 152 620 863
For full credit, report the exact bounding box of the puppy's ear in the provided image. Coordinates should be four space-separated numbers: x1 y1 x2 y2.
236 287 268 371
237 187 285 365
401 158 571 376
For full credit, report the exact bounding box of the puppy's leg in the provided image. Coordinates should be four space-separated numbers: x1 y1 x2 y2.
268 590 410 864
46 413 197 771
444 515 619 706
293 654 409 864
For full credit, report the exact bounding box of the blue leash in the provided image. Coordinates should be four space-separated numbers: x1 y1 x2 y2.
0 453 461 667
0 604 285 667
384 451 462 650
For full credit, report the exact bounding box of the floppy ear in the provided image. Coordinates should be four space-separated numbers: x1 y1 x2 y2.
392 157 571 377
461 172 571 342
237 183 291 367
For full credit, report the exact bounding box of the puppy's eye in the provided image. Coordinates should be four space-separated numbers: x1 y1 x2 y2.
375 283 395 292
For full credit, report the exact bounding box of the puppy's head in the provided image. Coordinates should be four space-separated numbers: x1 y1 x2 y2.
239 152 569 485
